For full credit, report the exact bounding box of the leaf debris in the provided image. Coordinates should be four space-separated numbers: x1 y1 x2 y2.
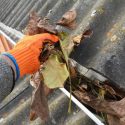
41 54 69 88
24 11 57 35
25 11 125 125
73 29 93 44
30 72 49 122
57 9 77 29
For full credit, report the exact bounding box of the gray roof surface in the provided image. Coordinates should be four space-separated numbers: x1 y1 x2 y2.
1 0 125 90
0 0 125 124
0 26 96 125
0 0 100 125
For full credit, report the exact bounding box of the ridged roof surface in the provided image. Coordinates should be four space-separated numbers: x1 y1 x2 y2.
0 0 100 125
0 25 96 125
0 0 125 124
1 0 125 90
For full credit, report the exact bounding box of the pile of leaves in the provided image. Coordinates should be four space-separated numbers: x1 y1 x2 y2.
65 75 125 125
24 10 125 125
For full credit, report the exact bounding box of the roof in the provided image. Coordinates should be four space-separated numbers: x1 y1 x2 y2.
1 0 125 90
0 24 97 125
0 0 101 125
0 0 124 124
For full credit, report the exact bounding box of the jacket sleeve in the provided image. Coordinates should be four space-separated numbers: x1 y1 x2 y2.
0 57 14 103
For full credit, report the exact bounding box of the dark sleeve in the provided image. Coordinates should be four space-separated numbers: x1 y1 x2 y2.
0 57 14 103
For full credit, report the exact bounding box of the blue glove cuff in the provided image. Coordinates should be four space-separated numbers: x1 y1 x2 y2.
2 53 20 81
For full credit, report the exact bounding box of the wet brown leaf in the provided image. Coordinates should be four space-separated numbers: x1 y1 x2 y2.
74 90 125 118
43 84 53 96
93 79 101 87
37 19 57 34
93 80 118 97
82 29 93 38
30 81 49 122
107 115 121 125
73 29 93 44
120 116 125 125
30 72 52 95
24 11 41 35
103 81 125 98
39 42 55 64
69 65 77 78
30 72 49 122
103 84 116 96
24 11 57 35
107 115 125 125
30 72 41 88
57 9 77 29
30 111 38 121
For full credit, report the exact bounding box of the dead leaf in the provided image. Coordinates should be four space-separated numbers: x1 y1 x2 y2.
59 34 74 62
107 115 125 125
39 42 55 64
24 11 41 35
120 116 125 125
30 111 38 121
24 11 57 35
41 54 69 88
72 34 83 44
69 65 77 78
30 72 41 88
103 84 117 96
30 72 52 95
80 84 88 90
72 29 93 44
57 9 77 29
30 72 50 122
43 84 53 96
93 80 118 98
37 19 57 34
82 29 93 38
30 79 49 122
74 90 125 118
74 90 125 117
110 98 125 118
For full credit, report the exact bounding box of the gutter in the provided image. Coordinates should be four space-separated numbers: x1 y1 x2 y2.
0 29 104 125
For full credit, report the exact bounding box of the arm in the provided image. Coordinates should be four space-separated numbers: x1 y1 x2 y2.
0 56 14 102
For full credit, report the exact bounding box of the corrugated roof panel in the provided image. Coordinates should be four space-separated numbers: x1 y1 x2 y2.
0 28 96 125
0 0 9 13
1 0 125 124
0 79 95 125
16 0 47 30
10 0 37 27
8 0 36 27
0 0 20 21
4 0 33 24
70 0 125 90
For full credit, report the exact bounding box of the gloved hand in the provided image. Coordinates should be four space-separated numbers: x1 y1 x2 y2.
7 33 59 78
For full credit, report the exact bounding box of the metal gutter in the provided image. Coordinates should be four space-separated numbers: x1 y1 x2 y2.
0 30 16 45
60 88 104 125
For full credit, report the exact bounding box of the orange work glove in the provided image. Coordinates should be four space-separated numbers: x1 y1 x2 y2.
7 33 59 78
